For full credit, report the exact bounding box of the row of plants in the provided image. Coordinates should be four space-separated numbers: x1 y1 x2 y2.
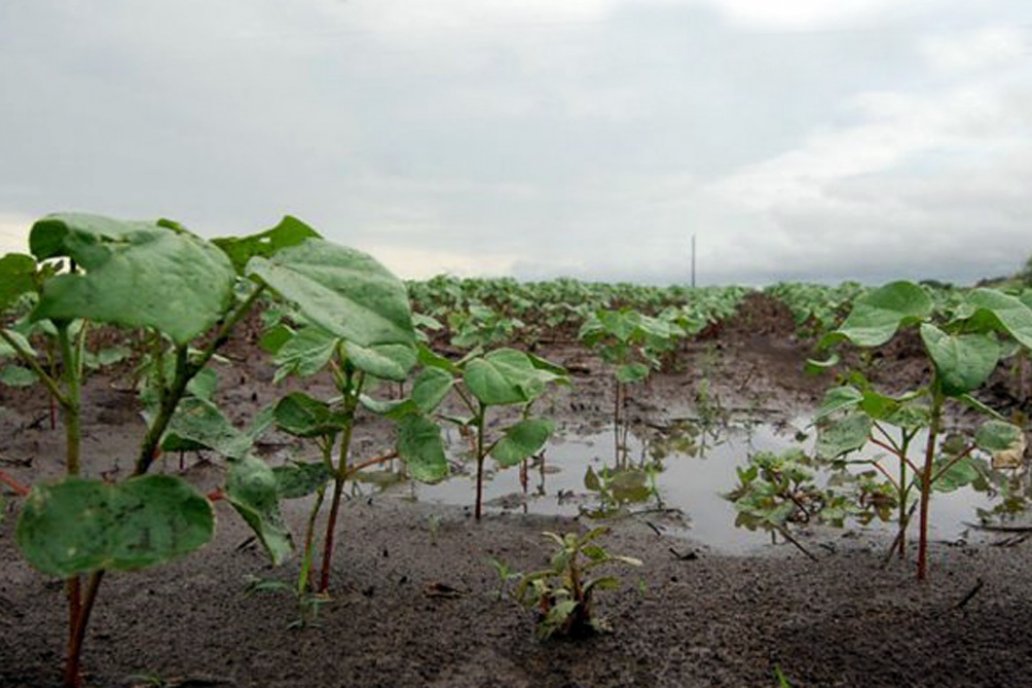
0 213 581 686
1 214 1031 686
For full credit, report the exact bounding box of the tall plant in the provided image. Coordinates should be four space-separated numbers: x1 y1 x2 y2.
812 281 1032 580
0 213 421 686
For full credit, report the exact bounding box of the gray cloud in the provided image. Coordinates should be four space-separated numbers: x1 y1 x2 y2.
0 0 1029 285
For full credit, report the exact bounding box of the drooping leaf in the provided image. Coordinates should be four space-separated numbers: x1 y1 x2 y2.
30 214 236 345
345 340 417 381
411 367 455 414
0 253 37 310
358 394 420 420
274 392 347 438
272 325 337 382
464 348 562 406
815 386 863 419
396 414 448 483
0 364 37 387
615 362 650 384
162 397 252 459
821 281 932 348
213 215 320 274
932 456 984 493
16 476 214 577
974 420 1023 457
491 418 555 467
272 462 332 499
246 238 416 351
816 413 872 459
920 324 999 397
965 288 1032 350
225 456 293 565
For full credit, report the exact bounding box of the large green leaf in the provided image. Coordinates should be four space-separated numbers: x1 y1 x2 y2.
411 367 455 414
272 462 332 499
212 215 320 274
0 253 37 310
464 348 562 406
920 324 999 397
246 239 416 351
965 288 1032 350
30 214 236 345
491 418 555 467
822 281 932 348
396 414 448 483
975 420 1024 454
816 413 872 459
932 456 983 493
272 326 337 383
815 386 864 419
16 476 214 577
274 392 347 438
225 456 293 565
345 340 417 381
162 397 252 459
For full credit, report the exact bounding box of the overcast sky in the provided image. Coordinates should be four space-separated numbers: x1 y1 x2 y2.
1 1 1030 285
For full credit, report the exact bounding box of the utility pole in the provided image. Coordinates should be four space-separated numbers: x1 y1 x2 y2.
690 233 696 288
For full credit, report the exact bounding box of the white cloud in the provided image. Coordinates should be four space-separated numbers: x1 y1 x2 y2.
0 215 33 256
920 26 1027 74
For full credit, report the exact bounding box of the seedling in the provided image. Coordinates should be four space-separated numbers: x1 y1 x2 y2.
514 527 642 639
811 281 1032 580
404 346 568 520
0 213 427 686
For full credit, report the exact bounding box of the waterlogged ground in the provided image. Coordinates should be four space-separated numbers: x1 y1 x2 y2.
3 297 1032 687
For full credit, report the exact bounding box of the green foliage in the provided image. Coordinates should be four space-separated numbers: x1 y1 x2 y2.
17 476 214 577
515 527 642 640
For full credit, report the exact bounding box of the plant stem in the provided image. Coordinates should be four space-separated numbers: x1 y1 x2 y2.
56 323 84 674
63 570 104 688
916 389 944 581
474 401 486 521
318 366 361 593
0 328 68 407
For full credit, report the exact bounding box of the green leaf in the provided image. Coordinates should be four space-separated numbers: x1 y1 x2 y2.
933 456 983 493
30 214 236 345
272 326 337 382
965 288 1032 350
464 348 561 406
396 414 448 483
16 476 214 577
920 324 999 397
0 364 37 387
358 395 420 420
616 362 650 384
0 253 37 310
411 367 455 414
815 386 863 419
816 413 871 459
975 420 1024 454
212 215 320 274
162 397 252 459
822 281 932 348
272 462 332 499
246 238 416 351
417 342 460 374
225 456 293 565
491 418 555 467
345 340 417 381
274 392 347 438
258 323 294 354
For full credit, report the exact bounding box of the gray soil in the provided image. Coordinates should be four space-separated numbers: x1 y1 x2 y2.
2 295 1031 687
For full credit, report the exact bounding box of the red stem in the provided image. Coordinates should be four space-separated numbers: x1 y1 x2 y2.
0 469 30 496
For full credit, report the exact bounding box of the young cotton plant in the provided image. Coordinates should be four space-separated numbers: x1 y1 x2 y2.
373 346 568 520
811 281 1032 580
515 527 642 639
0 213 425 687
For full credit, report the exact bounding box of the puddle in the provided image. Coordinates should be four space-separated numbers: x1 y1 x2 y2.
392 417 1017 554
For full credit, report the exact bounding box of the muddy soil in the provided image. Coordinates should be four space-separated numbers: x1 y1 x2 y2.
2 297 1031 688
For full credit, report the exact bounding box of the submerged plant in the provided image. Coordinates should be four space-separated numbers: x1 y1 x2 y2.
515 527 642 639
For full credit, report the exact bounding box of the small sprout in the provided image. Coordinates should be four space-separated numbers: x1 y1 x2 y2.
515 527 642 640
